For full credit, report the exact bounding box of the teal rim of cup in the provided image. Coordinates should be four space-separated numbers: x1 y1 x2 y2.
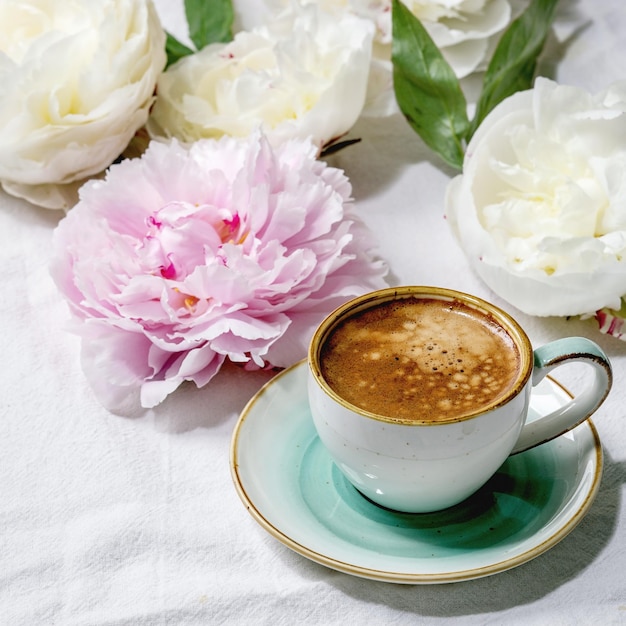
308 286 534 426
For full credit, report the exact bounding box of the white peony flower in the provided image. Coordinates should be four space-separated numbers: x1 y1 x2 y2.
147 3 373 149
446 77 626 317
241 0 515 116
0 0 166 209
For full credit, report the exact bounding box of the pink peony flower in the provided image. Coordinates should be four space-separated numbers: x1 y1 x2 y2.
51 134 387 408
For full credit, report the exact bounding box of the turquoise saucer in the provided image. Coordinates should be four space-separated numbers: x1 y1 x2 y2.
230 360 603 584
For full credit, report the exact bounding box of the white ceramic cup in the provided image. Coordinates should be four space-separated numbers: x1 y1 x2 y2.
307 286 612 513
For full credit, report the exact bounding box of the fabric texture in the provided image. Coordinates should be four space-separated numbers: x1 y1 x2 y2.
1 0 625 624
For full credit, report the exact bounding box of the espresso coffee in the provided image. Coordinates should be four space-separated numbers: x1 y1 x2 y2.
319 296 522 421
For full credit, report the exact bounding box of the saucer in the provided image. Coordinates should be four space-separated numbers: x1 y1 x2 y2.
230 360 603 584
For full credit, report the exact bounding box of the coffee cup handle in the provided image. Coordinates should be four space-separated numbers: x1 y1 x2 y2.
510 337 612 455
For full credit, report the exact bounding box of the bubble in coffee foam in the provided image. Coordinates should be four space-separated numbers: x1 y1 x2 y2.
319 297 522 421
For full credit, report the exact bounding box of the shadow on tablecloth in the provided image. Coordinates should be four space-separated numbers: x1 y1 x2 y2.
282 451 624 617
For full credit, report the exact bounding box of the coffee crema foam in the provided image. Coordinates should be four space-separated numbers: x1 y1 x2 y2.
319 297 522 421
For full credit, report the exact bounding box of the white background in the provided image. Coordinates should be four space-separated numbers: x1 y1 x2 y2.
2 0 626 623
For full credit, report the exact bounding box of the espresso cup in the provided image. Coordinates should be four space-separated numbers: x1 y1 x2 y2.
307 286 612 513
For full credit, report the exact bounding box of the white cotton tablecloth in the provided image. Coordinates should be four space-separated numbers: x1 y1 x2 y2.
2 1 626 624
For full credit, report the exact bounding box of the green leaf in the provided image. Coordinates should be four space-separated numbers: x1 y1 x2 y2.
165 32 195 68
185 0 234 51
469 0 560 137
391 0 469 170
